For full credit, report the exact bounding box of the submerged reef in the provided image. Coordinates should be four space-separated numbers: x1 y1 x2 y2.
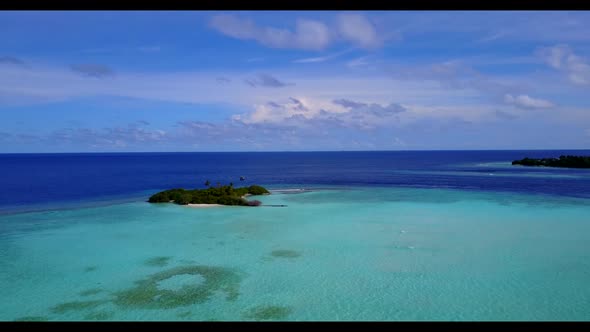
39 264 243 320
83 266 98 273
148 185 269 206
84 311 114 321
243 305 293 320
176 311 192 318
113 265 242 309
512 155 590 168
144 256 172 267
270 250 302 259
79 288 103 297
50 300 108 314
14 316 49 321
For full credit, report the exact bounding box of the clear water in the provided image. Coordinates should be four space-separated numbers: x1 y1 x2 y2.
1 151 590 321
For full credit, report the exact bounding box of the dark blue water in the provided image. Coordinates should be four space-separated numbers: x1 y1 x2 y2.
1 150 589 213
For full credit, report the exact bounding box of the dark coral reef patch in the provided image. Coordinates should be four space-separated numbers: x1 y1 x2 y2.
112 265 242 309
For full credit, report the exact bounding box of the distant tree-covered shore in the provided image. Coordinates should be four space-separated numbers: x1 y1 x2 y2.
512 155 590 168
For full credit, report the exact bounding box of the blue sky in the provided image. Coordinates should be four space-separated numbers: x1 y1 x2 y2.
1 11 589 152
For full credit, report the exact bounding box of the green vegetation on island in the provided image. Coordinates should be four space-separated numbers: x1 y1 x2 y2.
148 184 270 206
512 155 590 168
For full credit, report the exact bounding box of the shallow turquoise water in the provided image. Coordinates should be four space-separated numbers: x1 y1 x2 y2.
1 187 590 321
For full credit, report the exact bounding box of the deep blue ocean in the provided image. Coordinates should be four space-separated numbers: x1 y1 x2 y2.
1 150 589 213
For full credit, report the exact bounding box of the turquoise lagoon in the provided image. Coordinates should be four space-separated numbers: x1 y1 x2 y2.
1 186 590 321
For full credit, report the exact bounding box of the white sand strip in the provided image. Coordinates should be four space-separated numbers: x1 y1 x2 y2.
185 204 223 208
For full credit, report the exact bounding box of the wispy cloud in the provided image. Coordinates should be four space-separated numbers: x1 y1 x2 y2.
476 31 509 43
293 49 352 64
346 56 372 68
0 132 12 141
537 44 590 85
216 77 231 84
0 56 26 66
494 110 518 120
337 14 382 49
244 73 293 88
210 13 384 51
503 94 554 109
209 15 331 51
49 122 167 149
70 64 115 78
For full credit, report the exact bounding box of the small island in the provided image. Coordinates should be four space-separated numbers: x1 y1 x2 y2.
148 184 270 206
512 155 590 168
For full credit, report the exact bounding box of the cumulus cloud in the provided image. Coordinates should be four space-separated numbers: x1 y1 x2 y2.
503 94 554 109
244 73 292 88
209 15 331 51
70 64 115 78
236 97 314 123
537 44 590 85
234 96 406 132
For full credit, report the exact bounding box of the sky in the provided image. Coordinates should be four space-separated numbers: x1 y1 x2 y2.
0 10 589 152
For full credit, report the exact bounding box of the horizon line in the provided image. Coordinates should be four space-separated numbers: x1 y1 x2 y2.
1 148 590 155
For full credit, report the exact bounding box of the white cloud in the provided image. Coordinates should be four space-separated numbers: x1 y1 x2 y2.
239 97 347 124
337 14 382 49
293 55 333 64
209 15 331 51
0 62 471 109
0 59 567 132
538 44 570 69
346 56 371 68
244 73 292 88
537 44 590 85
236 96 409 131
503 94 554 109
210 13 383 51
293 49 352 64
477 31 508 43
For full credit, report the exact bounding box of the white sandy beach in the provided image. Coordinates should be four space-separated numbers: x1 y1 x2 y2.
186 204 223 208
